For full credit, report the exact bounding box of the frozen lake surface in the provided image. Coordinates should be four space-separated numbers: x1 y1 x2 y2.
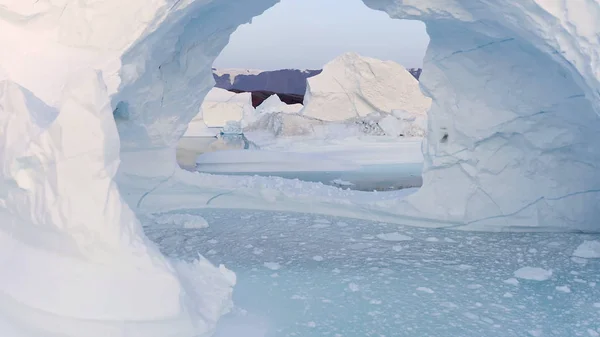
194 162 423 191
145 209 600 337
178 136 424 191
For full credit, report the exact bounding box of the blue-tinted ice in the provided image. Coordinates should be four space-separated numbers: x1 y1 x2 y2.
145 209 600 337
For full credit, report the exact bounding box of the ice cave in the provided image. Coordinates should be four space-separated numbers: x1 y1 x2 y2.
1 0 600 336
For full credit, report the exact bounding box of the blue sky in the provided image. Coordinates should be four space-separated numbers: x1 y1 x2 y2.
213 0 429 70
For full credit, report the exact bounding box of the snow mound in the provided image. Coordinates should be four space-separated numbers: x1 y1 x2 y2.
514 267 553 281
301 52 431 121
573 241 600 259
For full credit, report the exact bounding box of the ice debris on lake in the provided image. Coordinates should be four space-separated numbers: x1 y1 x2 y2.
573 240 600 259
154 213 210 229
513 267 553 281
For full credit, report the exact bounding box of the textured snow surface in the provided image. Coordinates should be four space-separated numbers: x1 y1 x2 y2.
147 209 600 337
3 0 600 335
301 52 431 121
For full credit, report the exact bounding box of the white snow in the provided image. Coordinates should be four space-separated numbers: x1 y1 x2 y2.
555 285 571 293
573 240 600 258
301 52 431 122
514 267 553 281
416 287 435 294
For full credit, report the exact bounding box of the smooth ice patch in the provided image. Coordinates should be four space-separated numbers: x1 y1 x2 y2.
376 232 413 242
263 262 281 270
514 267 553 281
573 240 600 259
503 278 520 286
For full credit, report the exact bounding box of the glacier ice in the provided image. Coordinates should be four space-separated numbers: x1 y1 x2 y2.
242 94 303 130
0 71 234 336
2 0 600 335
301 52 431 121
257 94 303 115
186 87 254 131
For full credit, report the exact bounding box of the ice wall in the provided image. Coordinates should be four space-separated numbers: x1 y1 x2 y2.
0 1 270 336
362 0 600 231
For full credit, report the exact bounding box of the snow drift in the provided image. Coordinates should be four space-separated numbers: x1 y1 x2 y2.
1 0 600 335
301 52 431 121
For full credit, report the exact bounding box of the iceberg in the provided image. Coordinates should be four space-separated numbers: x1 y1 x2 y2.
1 0 600 335
242 94 303 130
256 94 304 115
301 52 431 121
200 88 254 128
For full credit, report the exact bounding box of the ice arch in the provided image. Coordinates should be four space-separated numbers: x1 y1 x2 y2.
1 0 600 335
110 0 600 232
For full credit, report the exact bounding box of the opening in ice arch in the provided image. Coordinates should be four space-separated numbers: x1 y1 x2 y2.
1 0 600 336
175 0 430 193
112 0 600 232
